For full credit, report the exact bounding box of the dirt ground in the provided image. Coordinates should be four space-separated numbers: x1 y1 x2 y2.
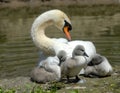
0 66 119 93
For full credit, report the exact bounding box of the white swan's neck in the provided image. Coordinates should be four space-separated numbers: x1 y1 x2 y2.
31 10 71 56
31 14 55 55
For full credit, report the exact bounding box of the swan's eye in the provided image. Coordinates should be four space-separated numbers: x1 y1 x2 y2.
64 20 72 31
62 20 72 41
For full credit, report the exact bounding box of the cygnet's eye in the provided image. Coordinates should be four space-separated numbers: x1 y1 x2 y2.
81 49 84 52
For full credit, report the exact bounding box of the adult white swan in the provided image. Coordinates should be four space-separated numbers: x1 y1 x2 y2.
31 9 96 62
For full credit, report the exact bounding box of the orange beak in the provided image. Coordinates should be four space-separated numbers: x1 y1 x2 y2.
63 26 71 41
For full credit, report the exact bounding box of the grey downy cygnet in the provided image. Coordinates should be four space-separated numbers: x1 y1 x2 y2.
84 54 113 77
30 56 61 83
57 45 89 82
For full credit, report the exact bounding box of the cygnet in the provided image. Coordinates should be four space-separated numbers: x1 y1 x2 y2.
30 56 61 83
84 54 113 77
57 45 88 82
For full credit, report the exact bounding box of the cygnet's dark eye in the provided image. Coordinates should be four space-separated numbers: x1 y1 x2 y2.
81 49 84 52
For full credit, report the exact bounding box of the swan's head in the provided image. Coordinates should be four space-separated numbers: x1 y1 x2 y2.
32 9 72 41
42 9 72 41
50 9 72 41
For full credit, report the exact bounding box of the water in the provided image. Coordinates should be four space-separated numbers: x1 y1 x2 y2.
0 14 120 79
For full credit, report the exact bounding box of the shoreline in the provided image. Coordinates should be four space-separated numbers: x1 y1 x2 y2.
0 71 119 93
0 4 120 19
0 0 120 8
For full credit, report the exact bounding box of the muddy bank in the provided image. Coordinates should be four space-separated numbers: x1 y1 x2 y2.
0 66 119 93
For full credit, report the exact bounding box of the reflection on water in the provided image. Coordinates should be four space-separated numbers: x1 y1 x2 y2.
0 14 120 79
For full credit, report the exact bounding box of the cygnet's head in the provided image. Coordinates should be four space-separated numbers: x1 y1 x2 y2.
57 50 67 65
88 54 103 66
72 45 89 58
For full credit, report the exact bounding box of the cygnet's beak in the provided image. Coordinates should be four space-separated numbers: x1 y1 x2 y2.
63 26 71 41
84 52 89 57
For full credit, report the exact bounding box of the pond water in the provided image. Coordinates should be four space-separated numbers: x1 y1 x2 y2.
0 13 120 79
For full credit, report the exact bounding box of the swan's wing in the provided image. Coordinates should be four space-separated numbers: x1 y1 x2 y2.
52 38 68 43
47 56 60 65
52 41 73 58
38 39 70 67
38 51 48 64
39 55 60 66
38 38 68 64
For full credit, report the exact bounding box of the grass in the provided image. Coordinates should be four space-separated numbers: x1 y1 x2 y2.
0 87 16 93
0 82 63 93
0 86 55 93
